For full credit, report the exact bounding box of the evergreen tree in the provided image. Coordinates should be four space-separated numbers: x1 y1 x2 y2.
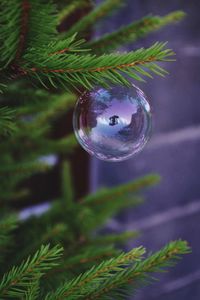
0 0 190 299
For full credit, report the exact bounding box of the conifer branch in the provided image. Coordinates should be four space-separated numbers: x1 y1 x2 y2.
11 88 75 118
63 0 124 38
41 225 68 244
57 0 92 24
0 83 7 93
22 42 174 90
48 34 90 57
79 196 143 233
0 189 29 203
0 244 63 299
0 160 51 176
0 216 18 240
23 0 57 51
45 245 118 279
82 174 160 205
92 231 139 246
60 245 117 270
0 107 17 137
14 0 31 61
16 224 68 265
0 0 57 70
45 247 145 300
83 240 190 300
31 93 76 125
42 134 78 155
0 133 77 160
79 175 160 231
88 11 186 54
0 1 21 67
23 280 40 300
0 215 18 261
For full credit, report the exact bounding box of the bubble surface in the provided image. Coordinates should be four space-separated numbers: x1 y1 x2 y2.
73 85 152 162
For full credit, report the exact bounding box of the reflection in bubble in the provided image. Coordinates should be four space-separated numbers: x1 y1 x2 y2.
73 85 152 162
109 115 119 126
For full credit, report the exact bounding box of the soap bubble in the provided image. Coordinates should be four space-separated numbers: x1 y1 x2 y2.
73 85 152 162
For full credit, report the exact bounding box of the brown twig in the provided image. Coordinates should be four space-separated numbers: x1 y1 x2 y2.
23 56 156 75
15 0 31 61
49 48 70 56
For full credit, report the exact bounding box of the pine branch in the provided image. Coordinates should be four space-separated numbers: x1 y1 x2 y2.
61 245 118 270
15 224 68 266
0 107 17 137
30 93 76 126
88 11 186 54
92 231 139 246
57 1 92 24
82 240 190 300
14 0 31 61
0 189 29 203
0 215 18 242
45 247 145 300
0 0 21 67
0 160 52 176
15 92 74 116
47 34 90 57
0 177 27 204
44 245 119 281
0 0 57 69
0 244 63 299
22 42 174 90
82 174 160 205
1 83 50 105
63 0 124 38
0 84 50 117
23 280 40 300
78 175 159 232
37 134 78 156
78 196 143 234
0 133 77 162
0 215 18 262
0 83 7 93
41 224 68 244
22 0 57 52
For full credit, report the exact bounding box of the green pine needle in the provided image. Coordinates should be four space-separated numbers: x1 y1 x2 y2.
0 0 57 68
82 174 160 205
82 240 191 300
88 11 186 54
0 0 21 67
63 0 124 39
0 107 17 137
0 244 63 299
57 1 91 24
45 246 145 300
0 215 18 262
22 42 174 90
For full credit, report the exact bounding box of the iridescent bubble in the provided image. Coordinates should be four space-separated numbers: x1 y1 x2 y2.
73 85 152 162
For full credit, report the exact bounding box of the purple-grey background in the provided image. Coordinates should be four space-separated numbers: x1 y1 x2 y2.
91 1 200 299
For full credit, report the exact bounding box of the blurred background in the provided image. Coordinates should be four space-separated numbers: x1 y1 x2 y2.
90 0 200 299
